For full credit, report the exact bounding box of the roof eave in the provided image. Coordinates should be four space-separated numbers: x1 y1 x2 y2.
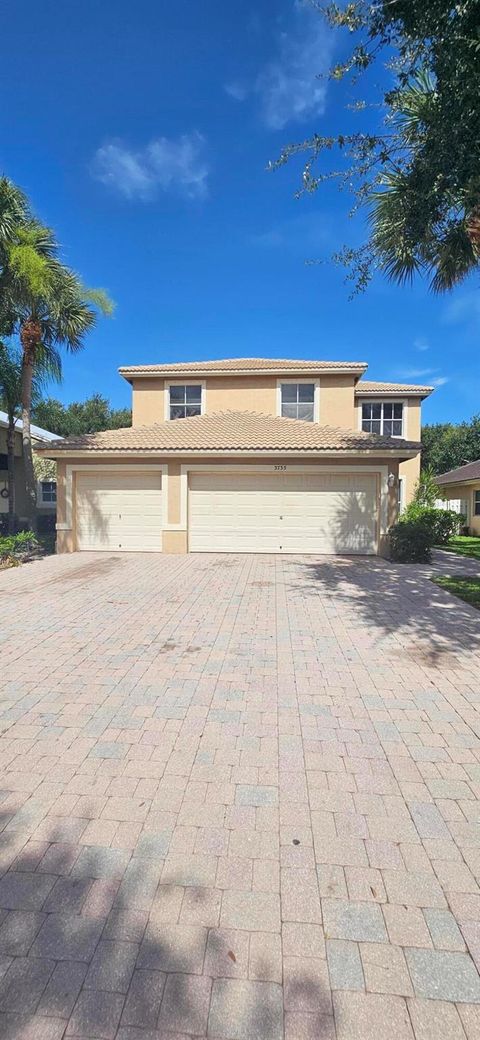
354 389 434 398
37 446 420 460
119 364 369 383
437 476 480 487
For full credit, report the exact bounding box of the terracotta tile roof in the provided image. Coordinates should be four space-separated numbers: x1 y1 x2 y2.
437 460 480 484
355 381 433 396
38 410 421 456
119 357 368 379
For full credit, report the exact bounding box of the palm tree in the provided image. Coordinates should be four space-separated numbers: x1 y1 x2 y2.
0 187 114 527
0 342 58 532
369 72 479 292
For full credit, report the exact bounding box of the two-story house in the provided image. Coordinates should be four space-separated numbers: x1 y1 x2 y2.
38 358 432 556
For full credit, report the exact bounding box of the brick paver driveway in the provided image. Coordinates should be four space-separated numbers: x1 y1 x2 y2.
0 551 479 1040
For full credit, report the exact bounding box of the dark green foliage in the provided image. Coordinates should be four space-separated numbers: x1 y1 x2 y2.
421 415 480 474
390 500 465 561
0 530 38 563
32 394 132 437
389 518 433 562
430 509 466 545
411 466 440 507
274 1 480 293
403 505 465 545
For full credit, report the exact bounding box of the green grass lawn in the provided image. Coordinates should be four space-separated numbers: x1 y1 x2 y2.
438 535 480 560
433 575 480 610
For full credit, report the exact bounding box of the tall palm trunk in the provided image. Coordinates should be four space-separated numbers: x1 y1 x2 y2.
20 317 42 532
6 415 16 534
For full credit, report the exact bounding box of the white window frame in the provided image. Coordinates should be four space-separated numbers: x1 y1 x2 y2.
474 489 480 517
37 479 57 508
359 399 406 438
397 476 405 515
276 378 320 423
164 380 206 421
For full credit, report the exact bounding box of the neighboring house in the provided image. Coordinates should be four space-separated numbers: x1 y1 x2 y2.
0 411 58 526
38 358 432 556
436 461 480 535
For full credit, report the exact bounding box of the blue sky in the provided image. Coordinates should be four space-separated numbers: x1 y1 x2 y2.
2 0 479 424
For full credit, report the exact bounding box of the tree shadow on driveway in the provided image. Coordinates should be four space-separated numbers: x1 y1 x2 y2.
0 812 335 1040
285 555 480 665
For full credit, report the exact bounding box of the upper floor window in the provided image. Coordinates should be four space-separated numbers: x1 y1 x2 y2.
169 384 202 420
362 401 403 437
474 490 480 516
281 382 315 421
41 480 57 504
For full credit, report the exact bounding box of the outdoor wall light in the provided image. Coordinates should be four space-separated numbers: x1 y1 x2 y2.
387 472 397 488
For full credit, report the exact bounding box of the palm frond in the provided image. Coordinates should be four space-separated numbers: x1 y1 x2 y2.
429 222 478 292
0 183 114 358
81 286 115 317
0 178 29 249
391 69 437 143
369 171 425 284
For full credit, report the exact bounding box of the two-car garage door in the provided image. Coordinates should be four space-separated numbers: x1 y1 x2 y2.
76 470 163 551
189 472 378 554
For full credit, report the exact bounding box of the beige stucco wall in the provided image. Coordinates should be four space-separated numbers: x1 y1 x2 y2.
205 375 276 416
399 400 421 505
354 397 422 506
131 378 165 425
131 373 358 427
54 453 400 556
439 481 480 536
319 375 356 428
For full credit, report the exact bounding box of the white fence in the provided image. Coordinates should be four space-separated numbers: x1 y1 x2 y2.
434 498 467 515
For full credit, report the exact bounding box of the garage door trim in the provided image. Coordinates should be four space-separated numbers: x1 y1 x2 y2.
183 463 389 554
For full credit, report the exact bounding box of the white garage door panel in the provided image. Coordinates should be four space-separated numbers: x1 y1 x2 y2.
76 471 163 551
189 472 377 554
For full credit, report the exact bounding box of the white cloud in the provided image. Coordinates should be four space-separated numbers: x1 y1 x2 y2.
250 211 333 253
91 132 209 200
224 81 248 102
225 2 333 130
413 337 429 351
443 290 480 326
255 1 333 130
396 367 436 378
394 367 449 387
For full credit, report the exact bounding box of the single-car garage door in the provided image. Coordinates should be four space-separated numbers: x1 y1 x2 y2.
76 470 163 551
189 471 378 554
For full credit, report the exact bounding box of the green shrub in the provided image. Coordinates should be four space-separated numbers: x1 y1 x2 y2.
429 509 465 545
401 504 464 546
0 530 38 563
389 519 434 562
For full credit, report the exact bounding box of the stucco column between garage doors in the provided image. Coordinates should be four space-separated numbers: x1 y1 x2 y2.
54 456 399 556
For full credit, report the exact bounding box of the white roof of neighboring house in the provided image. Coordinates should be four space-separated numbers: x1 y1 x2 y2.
0 411 59 443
